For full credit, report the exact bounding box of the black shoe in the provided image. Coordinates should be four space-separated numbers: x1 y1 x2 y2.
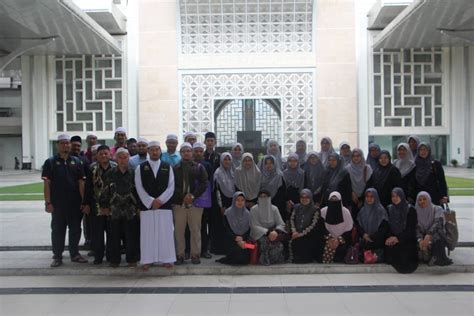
71 255 88 263
175 256 185 265
93 259 103 265
50 259 63 268
201 251 212 259
191 256 201 264
87 251 95 257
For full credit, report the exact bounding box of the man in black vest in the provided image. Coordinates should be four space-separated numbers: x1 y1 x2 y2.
135 141 176 271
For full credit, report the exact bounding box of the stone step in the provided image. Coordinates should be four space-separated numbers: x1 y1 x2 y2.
1 249 472 276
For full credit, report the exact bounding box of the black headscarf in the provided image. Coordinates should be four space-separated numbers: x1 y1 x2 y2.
371 150 394 190
304 152 325 194
387 187 409 236
325 192 344 225
325 153 348 193
415 142 433 186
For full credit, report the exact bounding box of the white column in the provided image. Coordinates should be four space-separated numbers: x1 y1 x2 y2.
125 0 138 137
20 56 32 166
449 47 468 166
469 47 474 160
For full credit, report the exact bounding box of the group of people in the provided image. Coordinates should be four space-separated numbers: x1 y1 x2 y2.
42 129 453 273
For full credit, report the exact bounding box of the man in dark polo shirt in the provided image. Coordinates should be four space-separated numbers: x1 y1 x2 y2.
42 134 88 267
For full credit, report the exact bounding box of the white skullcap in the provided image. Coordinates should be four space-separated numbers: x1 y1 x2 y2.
180 142 192 151
166 133 178 141
115 147 129 156
137 137 148 145
115 127 127 134
91 144 100 152
87 132 97 138
148 141 161 148
57 134 70 142
193 142 205 150
184 131 196 139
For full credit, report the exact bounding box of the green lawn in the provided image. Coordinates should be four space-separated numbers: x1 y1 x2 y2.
0 176 472 201
0 182 43 194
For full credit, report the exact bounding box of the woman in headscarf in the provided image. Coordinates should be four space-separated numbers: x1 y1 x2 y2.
356 188 390 259
321 153 352 208
366 143 381 170
393 143 416 203
295 140 307 167
250 190 287 265
345 148 373 219
260 155 288 221
212 152 235 254
385 188 418 273
216 192 251 265
320 191 354 263
339 141 352 167
320 137 335 167
366 150 402 207
414 143 449 206
303 152 325 205
260 140 285 171
407 135 421 157
283 153 305 208
235 153 261 209
415 191 452 266
289 189 327 263
231 143 244 170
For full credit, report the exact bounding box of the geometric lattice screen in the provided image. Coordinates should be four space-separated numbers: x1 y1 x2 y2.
55 55 123 132
373 48 443 128
179 0 313 54
181 72 314 155
216 99 282 147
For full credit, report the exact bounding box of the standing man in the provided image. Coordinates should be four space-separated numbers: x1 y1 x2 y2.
184 131 197 146
172 143 208 265
70 135 91 248
99 148 140 267
110 127 128 156
193 142 213 259
42 134 88 267
84 132 98 163
161 133 181 167
84 145 117 264
135 141 176 271
127 138 138 156
129 137 149 170
204 132 221 175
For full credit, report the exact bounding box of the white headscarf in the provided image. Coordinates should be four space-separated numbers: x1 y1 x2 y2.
231 143 244 170
235 152 261 200
320 192 354 237
213 152 235 198
250 194 286 240
320 136 335 167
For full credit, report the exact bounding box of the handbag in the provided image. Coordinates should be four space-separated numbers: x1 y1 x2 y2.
249 241 259 265
443 203 458 252
345 243 359 264
193 180 212 208
363 250 378 264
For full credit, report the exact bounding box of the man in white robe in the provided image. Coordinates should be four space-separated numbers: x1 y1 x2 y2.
135 141 176 270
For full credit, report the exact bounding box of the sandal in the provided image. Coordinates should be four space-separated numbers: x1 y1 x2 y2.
71 255 88 263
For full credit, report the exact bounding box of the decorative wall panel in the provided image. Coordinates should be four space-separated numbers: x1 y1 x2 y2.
55 55 123 133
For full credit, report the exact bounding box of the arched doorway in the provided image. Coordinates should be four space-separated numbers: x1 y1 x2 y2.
214 99 282 155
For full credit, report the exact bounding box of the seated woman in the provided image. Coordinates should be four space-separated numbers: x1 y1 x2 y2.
385 188 418 273
356 188 390 261
289 189 327 263
415 191 452 266
250 190 287 265
320 191 354 263
260 155 288 222
216 192 251 265
235 153 261 209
